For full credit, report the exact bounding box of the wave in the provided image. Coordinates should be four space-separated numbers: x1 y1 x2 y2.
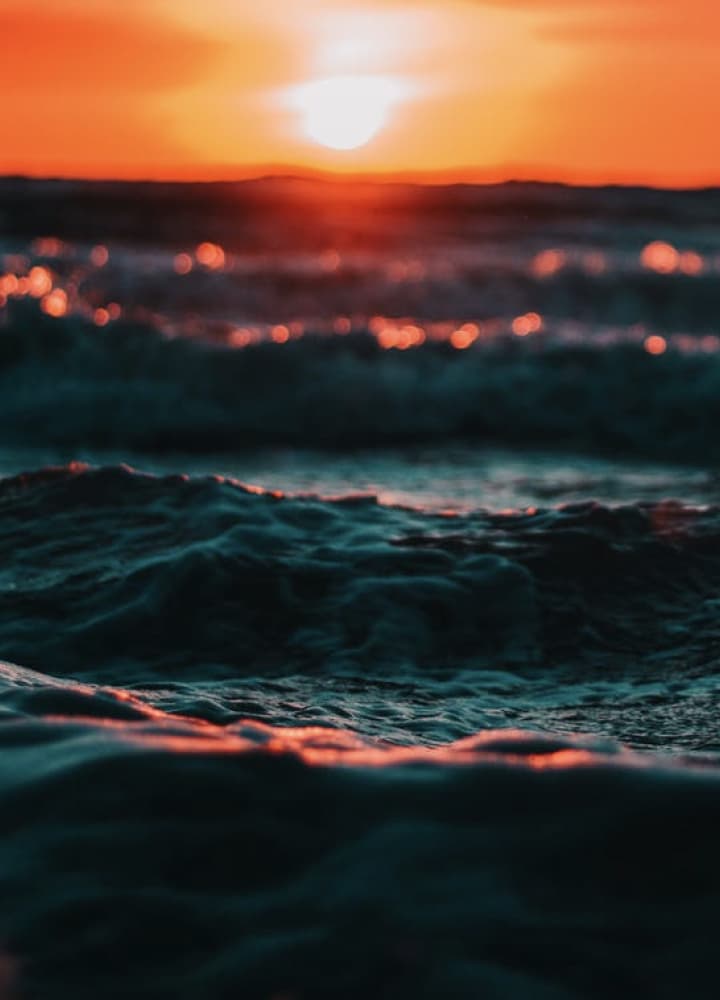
3 302 720 459
4 179 720 999
0 463 718 750
1 465 719 997
0 659 717 1000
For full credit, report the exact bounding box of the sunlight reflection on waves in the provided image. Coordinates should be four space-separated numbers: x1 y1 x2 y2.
0 663 649 770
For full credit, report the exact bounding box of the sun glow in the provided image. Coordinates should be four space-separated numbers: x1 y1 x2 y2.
291 75 408 151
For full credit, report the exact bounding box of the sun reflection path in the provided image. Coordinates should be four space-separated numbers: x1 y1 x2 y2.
1 236 718 360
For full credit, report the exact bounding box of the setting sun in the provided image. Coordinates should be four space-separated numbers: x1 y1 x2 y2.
2 0 719 184
290 75 408 151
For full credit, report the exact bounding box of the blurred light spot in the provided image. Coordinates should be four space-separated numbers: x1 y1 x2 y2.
641 241 678 274
41 288 68 317
28 265 53 298
196 243 225 270
527 312 543 332
271 324 290 344
395 327 413 350
405 324 425 346
333 316 352 335
512 312 543 337
289 321 305 339
644 335 667 356
229 328 252 348
94 308 110 327
679 250 704 276
450 323 479 350
0 274 19 296
377 326 397 349
532 249 565 278
107 302 122 320
90 245 109 268
32 236 63 257
174 253 193 275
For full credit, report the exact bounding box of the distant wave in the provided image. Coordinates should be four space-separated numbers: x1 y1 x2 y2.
2 302 720 459
2 463 719 694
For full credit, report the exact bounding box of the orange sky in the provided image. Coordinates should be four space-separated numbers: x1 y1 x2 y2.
3 0 719 186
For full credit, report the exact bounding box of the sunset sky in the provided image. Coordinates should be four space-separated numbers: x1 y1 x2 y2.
4 0 719 186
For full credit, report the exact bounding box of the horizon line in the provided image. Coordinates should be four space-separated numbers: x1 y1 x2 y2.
2 163 720 193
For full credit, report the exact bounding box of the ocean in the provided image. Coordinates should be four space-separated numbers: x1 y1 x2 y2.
0 178 718 998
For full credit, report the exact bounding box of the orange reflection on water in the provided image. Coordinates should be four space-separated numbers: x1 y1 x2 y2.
31 673 621 772
644 334 667 356
395 326 414 350
229 327 253 348
368 315 387 335
254 726 605 771
0 274 19 296
271 324 290 344
450 323 479 350
288 320 305 339
641 241 678 274
512 312 543 337
32 236 63 257
243 483 284 499
532 249 565 278
377 325 398 349
375 321 426 350
195 242 225 270
333 316 352 335
27 265 53 298
41 288 68 317
678 250 704 276
405 324 425 347
58 713 606 770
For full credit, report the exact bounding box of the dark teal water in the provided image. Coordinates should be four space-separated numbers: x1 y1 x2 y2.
1 181 719 998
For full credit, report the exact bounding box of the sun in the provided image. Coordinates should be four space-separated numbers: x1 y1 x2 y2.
291 75 406 151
